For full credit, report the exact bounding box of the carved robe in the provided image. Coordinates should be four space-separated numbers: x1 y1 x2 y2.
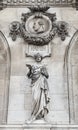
27 65 50 121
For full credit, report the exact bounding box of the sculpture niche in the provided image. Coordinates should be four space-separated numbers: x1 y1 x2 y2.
26 64 50 123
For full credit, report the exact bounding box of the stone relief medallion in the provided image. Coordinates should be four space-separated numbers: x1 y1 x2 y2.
20 11 57 46
25 14 52 36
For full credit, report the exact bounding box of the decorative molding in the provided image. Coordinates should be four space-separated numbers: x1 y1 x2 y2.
0 31 11 124
26 53 51 62
0 0 77 10
2 0 75 8
1 124 78 129
64 31 78 123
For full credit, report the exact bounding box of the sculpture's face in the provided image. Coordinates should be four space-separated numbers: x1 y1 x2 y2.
31 66 41 74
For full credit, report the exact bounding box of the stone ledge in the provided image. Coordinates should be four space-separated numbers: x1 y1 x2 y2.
0 124 78 129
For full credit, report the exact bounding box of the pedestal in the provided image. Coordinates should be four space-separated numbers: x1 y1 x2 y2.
23 120 51 130
23 124 51 130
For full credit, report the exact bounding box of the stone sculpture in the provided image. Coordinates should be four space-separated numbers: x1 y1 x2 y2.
26 64 50 123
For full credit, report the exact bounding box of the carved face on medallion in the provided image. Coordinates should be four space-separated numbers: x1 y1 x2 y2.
25 14 52 36
33 19 45 34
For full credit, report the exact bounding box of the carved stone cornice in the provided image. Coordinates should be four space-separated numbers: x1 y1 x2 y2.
0 0 77 10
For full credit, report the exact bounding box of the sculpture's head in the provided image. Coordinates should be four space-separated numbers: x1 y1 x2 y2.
26 64 41 75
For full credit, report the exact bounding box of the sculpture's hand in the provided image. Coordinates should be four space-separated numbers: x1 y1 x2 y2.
26 64 32 69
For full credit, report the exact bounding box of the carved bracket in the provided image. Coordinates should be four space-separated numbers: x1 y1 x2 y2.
26 53 51 62
9 6 69 45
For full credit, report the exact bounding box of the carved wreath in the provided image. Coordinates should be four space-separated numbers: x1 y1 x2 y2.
20 12 57 46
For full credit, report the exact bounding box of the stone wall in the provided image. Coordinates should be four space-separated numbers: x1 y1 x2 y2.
0 6 78 130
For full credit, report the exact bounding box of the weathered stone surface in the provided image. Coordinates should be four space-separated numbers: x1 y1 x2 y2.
0 2 78 130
